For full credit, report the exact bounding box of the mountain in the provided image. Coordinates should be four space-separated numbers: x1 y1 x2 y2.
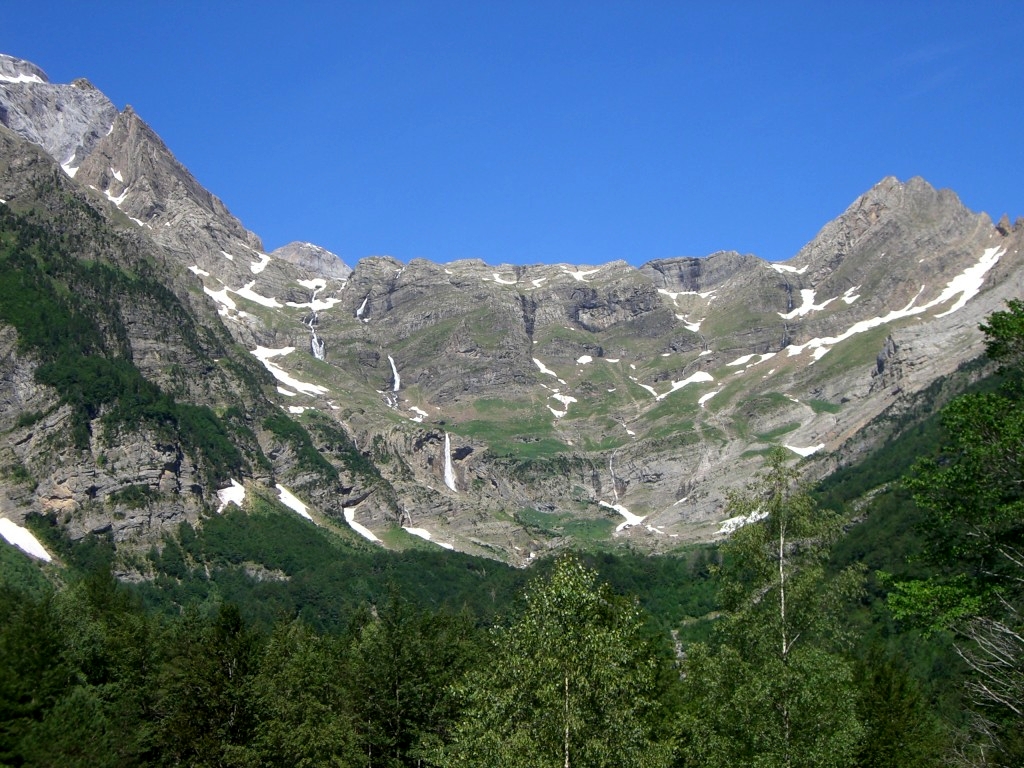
2 52 1022 566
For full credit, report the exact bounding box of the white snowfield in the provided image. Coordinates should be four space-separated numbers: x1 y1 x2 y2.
250 346 329 396
533 357 567 385
344 508 381 543
785 246 1004 361
785 443 825 457
778 289 836 320
771 263 808 275
717 508 769 535
600 500 646 532
275 484 313 521
249 251 272 274
0 71 45 84
403 527 455 550
234 281 282 308
698 389 720 407
0 517 52 561
563 267 600 282
216 479 246 513
654 371 715 401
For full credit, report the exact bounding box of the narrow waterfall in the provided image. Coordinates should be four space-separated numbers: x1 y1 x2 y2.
388 355 400 392
443 432 457 492
306 282 326 360
310 326 326 360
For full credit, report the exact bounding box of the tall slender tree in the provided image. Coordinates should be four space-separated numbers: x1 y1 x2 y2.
678 449 864 768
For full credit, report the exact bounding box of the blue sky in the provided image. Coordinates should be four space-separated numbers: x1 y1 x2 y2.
4 2 1022 267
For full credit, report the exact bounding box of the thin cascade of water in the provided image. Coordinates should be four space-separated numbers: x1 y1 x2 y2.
444 432 457 492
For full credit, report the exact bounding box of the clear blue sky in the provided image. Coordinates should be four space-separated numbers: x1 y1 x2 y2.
4 2 1022 267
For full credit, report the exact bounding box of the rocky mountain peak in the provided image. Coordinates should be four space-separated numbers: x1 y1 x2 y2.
0 54 48 84
271 241 352 279
2 51 1023 564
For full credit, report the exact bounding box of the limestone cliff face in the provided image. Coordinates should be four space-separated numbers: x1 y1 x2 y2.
2 52 1023 564
272 241 352 280
0 54 118 174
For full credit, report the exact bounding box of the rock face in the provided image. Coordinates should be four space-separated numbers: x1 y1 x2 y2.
272 241 352 280
2 51 1024 565
0 54 118 175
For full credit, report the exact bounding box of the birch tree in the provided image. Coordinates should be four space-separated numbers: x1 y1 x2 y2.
678 449 864 768
434 555 672 768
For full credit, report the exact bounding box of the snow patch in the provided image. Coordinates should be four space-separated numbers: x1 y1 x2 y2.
533 358 566 384
492 273 518 284
599 501 646 532
698 390 720 407
250 346 329 395
344 508 381 543
655 371 715 400
577 355 593 364
784 443 825 457
771 263 808 275
403 527 455 550
188 265 210 277
277 387 297 397
0 71 45 84
275 484 313 521
0 517 52 561
717 508 768 534
204 285 237 310
727 354 755 367
104 186 129 206
235 281 282 307
249 251 272 274
785 248 1004 360
216 479 245 513
563 267 599 282
778 289 836 319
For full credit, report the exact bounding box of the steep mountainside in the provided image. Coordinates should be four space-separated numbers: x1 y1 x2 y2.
2 53 1022 565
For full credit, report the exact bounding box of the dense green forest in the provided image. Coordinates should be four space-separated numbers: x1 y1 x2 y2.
1 188 1022 763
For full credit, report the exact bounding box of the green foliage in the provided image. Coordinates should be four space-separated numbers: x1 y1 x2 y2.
107 484 159 509
679 449 866 768
887 301 1024 764
245 620 358 766
262 411 339 481
349 589 483 766
436 555 673 768
0 207 245 483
